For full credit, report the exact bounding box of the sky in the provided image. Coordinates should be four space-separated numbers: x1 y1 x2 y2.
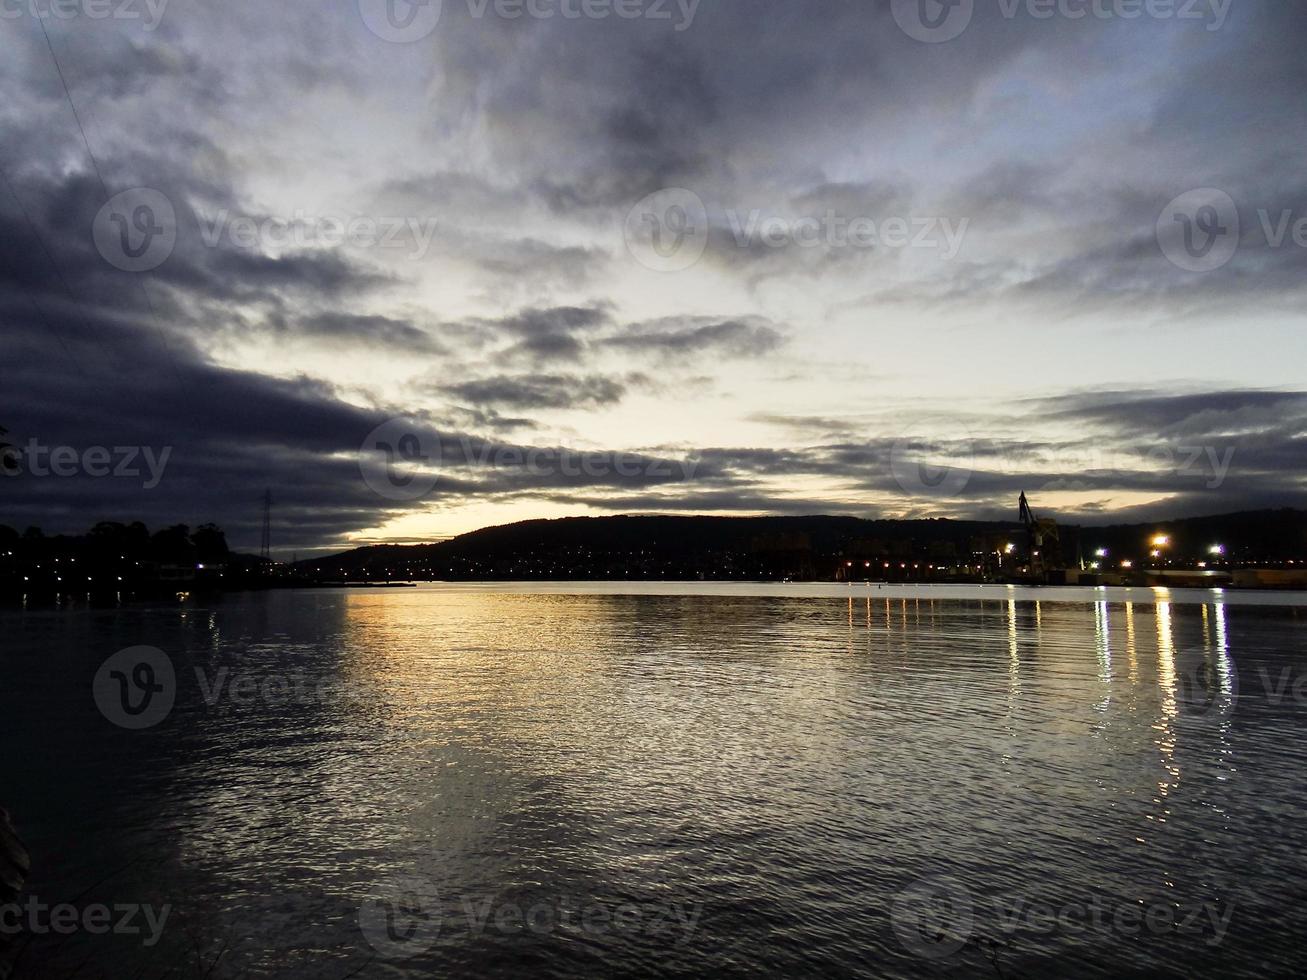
1 0 1305 555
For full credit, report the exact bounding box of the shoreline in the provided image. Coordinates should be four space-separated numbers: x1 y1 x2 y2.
5 579 1307 608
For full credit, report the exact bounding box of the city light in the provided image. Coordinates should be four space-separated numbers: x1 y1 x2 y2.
1151 534 1170 547
1120 560 1133 569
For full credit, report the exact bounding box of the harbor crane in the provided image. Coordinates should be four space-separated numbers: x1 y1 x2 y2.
1018 491 1061 577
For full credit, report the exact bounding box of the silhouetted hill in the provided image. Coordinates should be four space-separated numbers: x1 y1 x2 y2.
295 510 1307 581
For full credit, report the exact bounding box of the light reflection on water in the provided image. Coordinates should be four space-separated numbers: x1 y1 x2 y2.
2 585 1306 978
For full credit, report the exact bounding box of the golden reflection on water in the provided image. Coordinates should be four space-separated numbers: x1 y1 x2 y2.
1214 601 1234 734
15 584 1307 980
1157 600 1177 720
175 590 1255 875
100 583 1301 980
1125 601 1138 680
1152 600 1179 829
1092 601 1112 713
1007 598 1019 668
1004 599 1022 724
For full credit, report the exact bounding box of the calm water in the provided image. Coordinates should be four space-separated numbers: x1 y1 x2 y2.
3 584 1307 978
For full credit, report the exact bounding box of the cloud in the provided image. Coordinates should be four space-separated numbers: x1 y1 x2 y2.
441 373 630 410
604 317 785 361
291 313 443 352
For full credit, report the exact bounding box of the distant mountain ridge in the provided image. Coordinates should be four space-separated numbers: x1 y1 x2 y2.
296 510 1307 580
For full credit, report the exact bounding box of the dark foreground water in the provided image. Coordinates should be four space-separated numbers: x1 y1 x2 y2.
2 584 1306 978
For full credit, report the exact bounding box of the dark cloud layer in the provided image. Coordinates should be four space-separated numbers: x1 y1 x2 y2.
442 374 629 410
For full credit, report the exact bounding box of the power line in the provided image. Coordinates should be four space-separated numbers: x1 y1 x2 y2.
36 14 106 190
34 12 182 380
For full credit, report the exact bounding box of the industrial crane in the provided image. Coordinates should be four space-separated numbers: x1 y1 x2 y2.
1018 491 1061 578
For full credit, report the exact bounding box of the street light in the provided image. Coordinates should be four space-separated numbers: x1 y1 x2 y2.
1209 544 1226 556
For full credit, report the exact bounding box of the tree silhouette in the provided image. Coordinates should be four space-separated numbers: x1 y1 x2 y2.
192 524 230 564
